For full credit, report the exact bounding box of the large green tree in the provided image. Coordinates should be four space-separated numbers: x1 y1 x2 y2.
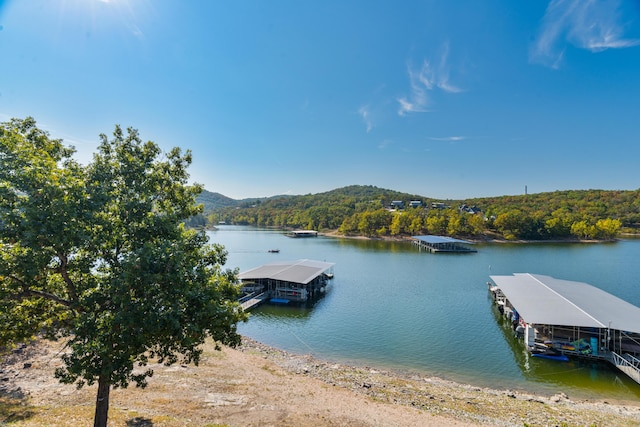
0 118 247 427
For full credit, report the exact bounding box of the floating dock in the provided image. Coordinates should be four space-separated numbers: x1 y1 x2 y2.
489 273 640 386
238 259 334 307
285 230 318 238
412 235 477 253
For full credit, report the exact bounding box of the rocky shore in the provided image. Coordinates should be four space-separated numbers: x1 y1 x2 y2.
2 337 640 426
238 337 640 426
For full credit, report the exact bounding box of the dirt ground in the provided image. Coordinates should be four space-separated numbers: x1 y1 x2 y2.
2 337 640 426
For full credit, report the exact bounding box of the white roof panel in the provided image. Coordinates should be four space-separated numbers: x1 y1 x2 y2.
239 259 334 285
490 273 640 333
412 235 474 244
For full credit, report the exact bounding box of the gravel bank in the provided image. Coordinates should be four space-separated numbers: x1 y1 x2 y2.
2 337 640 426
238 337 640 426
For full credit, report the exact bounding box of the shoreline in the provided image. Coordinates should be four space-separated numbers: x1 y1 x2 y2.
3 336 640 426
218 224 639 243
236 336 640 425
238 336 640 403
320 229 623 244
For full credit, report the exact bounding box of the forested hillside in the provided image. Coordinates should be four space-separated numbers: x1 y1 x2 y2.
195 186 640 241
196 190 290 211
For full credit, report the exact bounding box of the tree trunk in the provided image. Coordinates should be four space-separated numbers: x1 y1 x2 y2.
93 376 110 427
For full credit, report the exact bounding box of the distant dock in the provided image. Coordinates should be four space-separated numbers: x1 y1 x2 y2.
286 230 318 238
412 235 476 253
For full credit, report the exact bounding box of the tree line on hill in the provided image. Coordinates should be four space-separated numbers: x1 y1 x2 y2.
192 186 640 241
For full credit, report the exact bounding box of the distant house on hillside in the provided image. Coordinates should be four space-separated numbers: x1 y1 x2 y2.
409 200 423 208
389 200 405 210
459 204 482 214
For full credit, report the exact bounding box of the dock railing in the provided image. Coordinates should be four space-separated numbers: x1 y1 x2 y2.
623 353 640 369
240 292 268 311
611 351 640 385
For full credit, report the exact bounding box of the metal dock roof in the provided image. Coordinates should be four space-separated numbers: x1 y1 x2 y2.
490 273 640 334
413 235 474 244
238 259 334 285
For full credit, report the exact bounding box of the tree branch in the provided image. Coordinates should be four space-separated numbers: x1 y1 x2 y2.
57 252 78 303
8 275 73 307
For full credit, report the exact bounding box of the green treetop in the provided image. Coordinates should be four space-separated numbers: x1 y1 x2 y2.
0 117 247 427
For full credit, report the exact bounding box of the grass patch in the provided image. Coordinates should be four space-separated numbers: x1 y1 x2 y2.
0 403 94 426
0 396 35 424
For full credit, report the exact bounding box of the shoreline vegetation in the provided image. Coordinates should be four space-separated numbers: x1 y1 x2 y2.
207 223 640 243
317 229 628 244
207 224 630 244
2 336 640 426
207 221 640 242
199 186 640 241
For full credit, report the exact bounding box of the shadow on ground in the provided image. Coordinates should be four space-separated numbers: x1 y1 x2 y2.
127 416 154 426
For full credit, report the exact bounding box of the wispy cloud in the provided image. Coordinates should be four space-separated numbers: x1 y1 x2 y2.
378 139 394 149
358 105 374 133
531 0 640 68
433 42 463 94
398 42 463 116
397 62 431 116
428 136 466 142
129 24 144 38
98 0 146 39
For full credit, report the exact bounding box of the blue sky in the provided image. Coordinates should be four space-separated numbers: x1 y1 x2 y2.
1 0 639 200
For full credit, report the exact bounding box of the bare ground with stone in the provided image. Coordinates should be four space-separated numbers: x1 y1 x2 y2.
2 337 640 426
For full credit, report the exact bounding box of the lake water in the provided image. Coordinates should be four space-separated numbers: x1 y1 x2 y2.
208 226 640 403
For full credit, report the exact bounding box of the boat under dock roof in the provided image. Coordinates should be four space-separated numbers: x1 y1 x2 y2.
490 273 640 334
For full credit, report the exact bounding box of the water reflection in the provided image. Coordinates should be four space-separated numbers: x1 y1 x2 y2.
333 237 415 253
251 302 314 320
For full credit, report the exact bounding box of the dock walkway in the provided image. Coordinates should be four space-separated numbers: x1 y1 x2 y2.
240 292 269 311
612 352 640 384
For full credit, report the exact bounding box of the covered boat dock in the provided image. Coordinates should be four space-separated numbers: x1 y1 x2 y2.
412 235 477 253
489 273 640 385
238 259 334 307
286 230 318 238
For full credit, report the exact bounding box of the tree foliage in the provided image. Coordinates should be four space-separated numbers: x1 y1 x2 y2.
202 185 638 241
0 118 247 427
